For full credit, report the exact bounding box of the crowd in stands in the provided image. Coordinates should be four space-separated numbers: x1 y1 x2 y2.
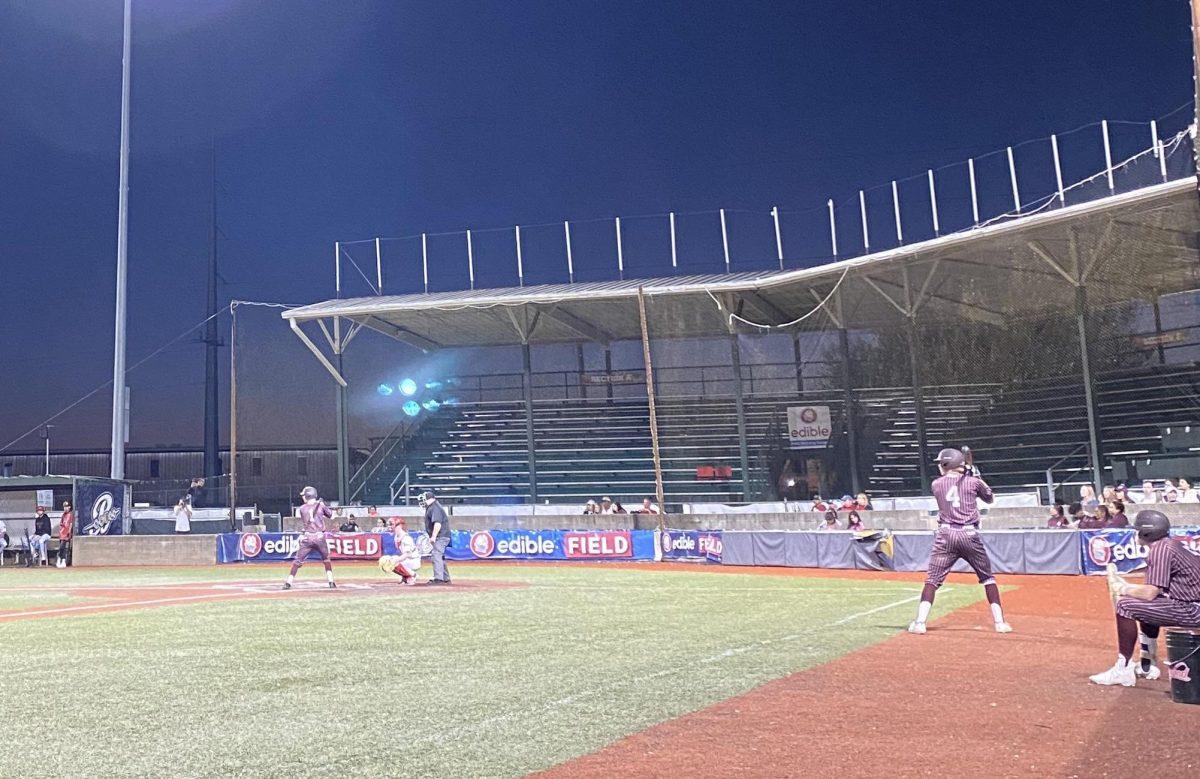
1047 478 1197 528
811 492 873 530
582 497 660 515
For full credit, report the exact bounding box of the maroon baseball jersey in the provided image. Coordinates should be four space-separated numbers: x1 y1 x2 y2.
1145 537 1200 602
931 473 993 527
299 501 332 539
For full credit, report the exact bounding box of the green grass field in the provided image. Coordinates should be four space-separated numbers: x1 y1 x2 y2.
0 564 982 778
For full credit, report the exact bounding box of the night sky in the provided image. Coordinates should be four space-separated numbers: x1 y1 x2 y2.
0 1 1192 454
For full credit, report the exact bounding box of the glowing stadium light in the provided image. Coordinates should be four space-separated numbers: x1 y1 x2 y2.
399 378 418 396
377 384 394 396
425 380 444 391
422 399 441 412
402 401 421 417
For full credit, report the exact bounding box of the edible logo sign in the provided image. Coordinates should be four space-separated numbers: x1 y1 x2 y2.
787 406 832 449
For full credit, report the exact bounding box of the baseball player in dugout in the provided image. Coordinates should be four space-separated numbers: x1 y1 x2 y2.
1091 510 1200 686
909 447 1012 635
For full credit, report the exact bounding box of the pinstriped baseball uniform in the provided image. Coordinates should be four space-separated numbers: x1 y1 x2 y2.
924 472 997 588
1116 537 1200 627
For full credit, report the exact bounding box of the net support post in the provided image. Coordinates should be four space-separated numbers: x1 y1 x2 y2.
1051 134 1065 204
1075 285 1105 491
729 332 751 501
1101 120 1115 193
720 208 731 273
906 314 930 487
522 341 539 504
968 158 980 225
668 211 678 271
636 287 666 512
827 199 838 258
335 350 350 504
772 206 784 269
834 300 861 494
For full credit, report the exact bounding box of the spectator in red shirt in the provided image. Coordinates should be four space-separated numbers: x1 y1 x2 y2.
1107 500 1129 528
811 495 832 513
56 500 74 567
854 493 872 511
1047 504 1069 528
1082 506 1112 529
839 495 856 511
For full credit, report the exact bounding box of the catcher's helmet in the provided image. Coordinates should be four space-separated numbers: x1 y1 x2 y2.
299 486 319 501
417 490 435 508
1134 510 1171 544
933 448 966 470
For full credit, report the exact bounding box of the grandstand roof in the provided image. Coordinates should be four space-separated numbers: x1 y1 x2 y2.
284 178 1200 352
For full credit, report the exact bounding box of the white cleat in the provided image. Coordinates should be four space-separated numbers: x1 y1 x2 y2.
1136 664 1161 681
907 621 927 635
1089 662 1136 687
994 622 1013 634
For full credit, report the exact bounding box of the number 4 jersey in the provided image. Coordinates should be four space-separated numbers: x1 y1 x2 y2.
931 473 994 527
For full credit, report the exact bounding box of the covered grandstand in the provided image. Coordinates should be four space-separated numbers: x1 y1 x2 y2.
282 129 1200 508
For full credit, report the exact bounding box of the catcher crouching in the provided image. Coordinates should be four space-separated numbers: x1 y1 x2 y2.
378 517 425 585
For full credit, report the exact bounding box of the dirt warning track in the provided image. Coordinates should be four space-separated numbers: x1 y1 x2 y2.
537 573 1200 778
0 578 522 622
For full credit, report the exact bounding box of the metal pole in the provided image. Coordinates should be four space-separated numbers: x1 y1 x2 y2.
907 316 930 487
44 428 50 475
891 180 903 244
564 221 574 283
729 334 751 501
792 334 804 393
1075 285 1105 490
838 315 861 494
827 199 838 257
1152 294 1167 365
636 287 666 512
927 169 940 236
1150 119 1158 156
334 241 341 297
109 0 132 480
719 208 731 273
615 217 624 280
1051 134 1065 204
968 158 980 226
421 233 429 293
229 303 238 526
515 225 524 286
1158 138 1168 182
335 350 350 503
375 237 383 293
669 211 678 271
203 141 220 487
522 342 538 503
1101 120 1115 193
604 345 613 404
1007 146 1021 212
858 190 870 251
466 229 475 290
771 206 784 270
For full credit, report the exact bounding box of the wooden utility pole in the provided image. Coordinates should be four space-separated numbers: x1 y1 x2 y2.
636 287 666 524
228 302 238 531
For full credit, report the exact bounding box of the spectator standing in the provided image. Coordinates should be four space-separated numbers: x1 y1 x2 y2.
173 498 192 534
0 520 8 565
818 510 839 530
1079 485 1100 513
57 500 74 567
1047 504 1069 528
1108 500 1129 528
30 507 52 566
846 510 865 531
186 477 205 507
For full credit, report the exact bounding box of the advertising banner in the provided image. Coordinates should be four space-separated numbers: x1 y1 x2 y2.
218 532 400 563
446 529 657 561
74 479 127 536
1080 528 1200 575
658 529 723 562
787 405 832 449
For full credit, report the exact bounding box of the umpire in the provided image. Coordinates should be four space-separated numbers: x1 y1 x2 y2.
419 490 452 585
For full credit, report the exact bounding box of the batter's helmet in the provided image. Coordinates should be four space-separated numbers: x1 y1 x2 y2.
933 448 966 470
299 486 319 501
1134 510 1171 544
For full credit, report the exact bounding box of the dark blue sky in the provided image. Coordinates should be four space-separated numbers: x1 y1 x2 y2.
0 0 1192 453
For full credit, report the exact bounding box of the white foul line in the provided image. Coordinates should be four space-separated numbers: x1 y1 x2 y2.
833 594 920 625
0 591 256 620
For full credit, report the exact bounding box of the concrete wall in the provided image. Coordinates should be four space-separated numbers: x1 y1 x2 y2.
73 535 216 567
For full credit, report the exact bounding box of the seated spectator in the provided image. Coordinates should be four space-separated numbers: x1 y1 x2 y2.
854 493 872 511
1079 485 1100 512
599 497 615 514
339 516 360 533
1101 486 1117 506
811 495 832 513
1114 483 1134 504
1046 504 1069 528
612 501 628 514
1178 478 1198 503
582 499 598 515
0 519 7 563
1107 500 1129 528
1140 480 1158 504
1079 506 1110 529
1067 502 1089 528
371 518 388 533
845 510 864 531
839 494 856 511
1164 488 1180 504
30 507 52 566
635 498 660 515
818 510 839 530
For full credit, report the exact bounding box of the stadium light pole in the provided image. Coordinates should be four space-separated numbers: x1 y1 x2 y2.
110 0 133 480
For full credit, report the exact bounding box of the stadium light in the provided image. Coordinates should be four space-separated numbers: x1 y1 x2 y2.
402 401 421 417
422 399 441 412
399 378 418 396
377 384 394 396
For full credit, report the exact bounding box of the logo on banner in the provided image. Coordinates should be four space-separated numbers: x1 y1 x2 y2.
470 531 496 558
1086 533 1149 567
698 533 723 557
1087 535 1112 565
240 533 263 558
85 492 120 536
328 534 382 558
787 406 832 449
563 531 631 558
660 531 676 554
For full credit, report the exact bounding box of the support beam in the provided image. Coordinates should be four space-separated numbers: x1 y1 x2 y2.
738 291 793 327
729 334 751 501
288 320 348 387
522 342 538 504
335 351 350 503
1075 286 1105 491
1026 240 1077 285
836 296 861 494
906 315 930 488
792 333 804 393
604 345 614 403
541 305 613 344
351 316 440 353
